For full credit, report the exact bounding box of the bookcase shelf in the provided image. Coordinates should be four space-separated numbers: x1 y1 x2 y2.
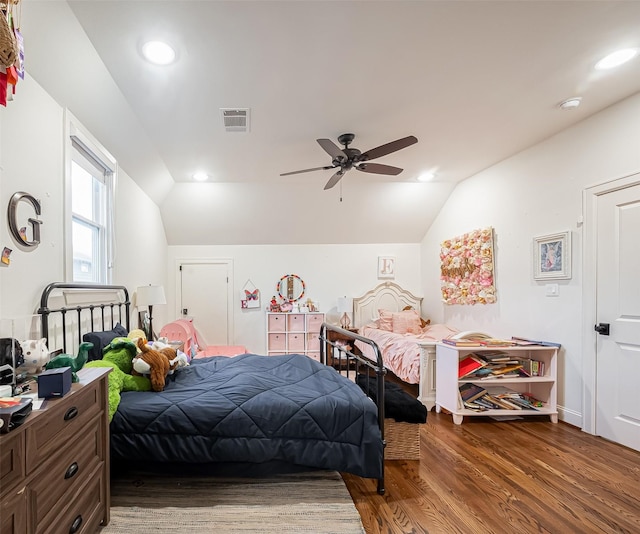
435 343 558 425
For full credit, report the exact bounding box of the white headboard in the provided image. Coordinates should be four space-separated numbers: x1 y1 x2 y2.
353 282 423 328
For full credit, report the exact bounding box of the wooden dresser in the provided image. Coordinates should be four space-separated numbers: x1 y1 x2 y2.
0 367 111 534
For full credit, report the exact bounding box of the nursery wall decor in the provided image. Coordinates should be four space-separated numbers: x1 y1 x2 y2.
241 280 260 309
440 227 496 305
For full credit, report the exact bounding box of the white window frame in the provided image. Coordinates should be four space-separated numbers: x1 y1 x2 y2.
64 111 117 284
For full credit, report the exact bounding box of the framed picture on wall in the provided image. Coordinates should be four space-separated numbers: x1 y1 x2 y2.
377 256 395 279
533 231 571 280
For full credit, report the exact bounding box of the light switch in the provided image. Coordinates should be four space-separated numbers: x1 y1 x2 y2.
545 283 559 297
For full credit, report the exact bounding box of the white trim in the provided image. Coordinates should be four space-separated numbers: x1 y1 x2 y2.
582 170 640 434
64 110 117 284
174 258 234 343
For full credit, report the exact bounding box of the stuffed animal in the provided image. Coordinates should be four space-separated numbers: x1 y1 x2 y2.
45 342 92 382
132 338 180 392
84 338 151 421
127 329 147 352
18 338 50 374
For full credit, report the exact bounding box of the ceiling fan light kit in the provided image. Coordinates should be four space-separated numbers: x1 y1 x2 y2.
281 133 418 190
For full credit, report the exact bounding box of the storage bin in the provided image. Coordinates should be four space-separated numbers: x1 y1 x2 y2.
385 419 421 460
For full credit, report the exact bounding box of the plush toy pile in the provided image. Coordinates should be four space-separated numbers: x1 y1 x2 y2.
133 338 188 391
41 327 190 420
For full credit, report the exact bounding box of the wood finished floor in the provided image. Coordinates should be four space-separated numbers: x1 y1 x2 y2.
342 412 640 534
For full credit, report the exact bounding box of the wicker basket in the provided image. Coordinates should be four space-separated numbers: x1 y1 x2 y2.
384 419 421 460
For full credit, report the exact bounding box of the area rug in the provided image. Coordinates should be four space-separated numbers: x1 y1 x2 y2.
99 471 365 534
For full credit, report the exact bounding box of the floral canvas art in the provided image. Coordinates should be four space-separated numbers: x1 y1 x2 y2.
440 227 496 305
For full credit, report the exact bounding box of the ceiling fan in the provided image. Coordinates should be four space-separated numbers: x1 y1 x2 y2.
280 133 418 190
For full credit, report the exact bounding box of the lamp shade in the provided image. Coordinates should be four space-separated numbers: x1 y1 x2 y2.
136 285 166 308
337 297 353 314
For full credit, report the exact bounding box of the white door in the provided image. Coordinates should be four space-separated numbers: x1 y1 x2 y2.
179 261 231 345
595 182 640 451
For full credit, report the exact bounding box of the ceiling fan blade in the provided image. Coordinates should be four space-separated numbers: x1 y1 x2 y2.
317 139 347 161
324 170 345 190
280 165 336 176
359 135 418 161
356 163 403 176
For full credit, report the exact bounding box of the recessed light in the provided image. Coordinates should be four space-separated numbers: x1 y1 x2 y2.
417 171 436 182
559 97 582 110
192 172 209 182
142 41 176 65
595 48 638 70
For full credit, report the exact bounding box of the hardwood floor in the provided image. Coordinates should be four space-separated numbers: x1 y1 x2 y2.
342 412 640 534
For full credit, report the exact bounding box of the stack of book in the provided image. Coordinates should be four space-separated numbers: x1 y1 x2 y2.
459 383 543 411
458 352 546 379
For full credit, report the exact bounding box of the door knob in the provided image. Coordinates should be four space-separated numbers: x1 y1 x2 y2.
594 323 610 336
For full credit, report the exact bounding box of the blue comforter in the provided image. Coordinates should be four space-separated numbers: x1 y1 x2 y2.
110 354 383 479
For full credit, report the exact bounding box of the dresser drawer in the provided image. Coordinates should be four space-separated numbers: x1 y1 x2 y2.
25 383 101 473
288 333 305 352
267 314 286 332
28 415 103 532
41 465 106 534
306 313 324 333
0 431 25 496
0 488 26 534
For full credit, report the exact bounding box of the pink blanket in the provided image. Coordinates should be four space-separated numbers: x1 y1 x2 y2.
357 324 458 383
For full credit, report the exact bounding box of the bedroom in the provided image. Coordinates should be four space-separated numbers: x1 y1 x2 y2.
1 1 639 532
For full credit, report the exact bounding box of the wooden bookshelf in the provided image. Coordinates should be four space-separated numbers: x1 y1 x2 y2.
435 343 558 425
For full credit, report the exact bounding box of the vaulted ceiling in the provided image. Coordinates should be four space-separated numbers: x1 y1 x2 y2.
21 1 640 245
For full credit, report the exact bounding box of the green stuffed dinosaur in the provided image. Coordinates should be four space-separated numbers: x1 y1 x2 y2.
44 341 93 382
84 337 151 421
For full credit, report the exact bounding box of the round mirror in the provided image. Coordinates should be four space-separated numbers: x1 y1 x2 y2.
277 274 306 302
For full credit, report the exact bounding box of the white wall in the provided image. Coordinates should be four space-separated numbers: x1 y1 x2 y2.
167 244 422 353
0 74 169 334
420 91 640 427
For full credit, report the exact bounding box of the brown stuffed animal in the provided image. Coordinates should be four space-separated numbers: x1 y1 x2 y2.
133 338 179 391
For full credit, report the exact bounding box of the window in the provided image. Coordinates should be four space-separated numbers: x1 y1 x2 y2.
65 115 116 283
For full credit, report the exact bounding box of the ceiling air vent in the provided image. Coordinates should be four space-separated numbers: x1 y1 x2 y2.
221 108 250 132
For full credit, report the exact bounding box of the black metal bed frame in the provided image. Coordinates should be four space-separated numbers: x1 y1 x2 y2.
36 285 387 494
319 323 387 495
38 282 130 354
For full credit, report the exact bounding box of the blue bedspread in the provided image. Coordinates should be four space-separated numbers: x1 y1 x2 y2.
110 354 383 479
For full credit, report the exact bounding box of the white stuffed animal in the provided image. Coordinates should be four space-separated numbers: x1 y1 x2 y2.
19 338 50 374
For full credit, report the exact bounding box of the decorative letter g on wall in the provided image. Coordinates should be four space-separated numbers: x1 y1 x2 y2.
8 192 43 248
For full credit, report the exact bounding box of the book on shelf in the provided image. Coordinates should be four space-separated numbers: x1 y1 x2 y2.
461 385 543 412
489 364 523 376
458 354 487 378
517 358 545 377
459 383 488 403
478 338 515 347
511 336 561 348
442 338 483 347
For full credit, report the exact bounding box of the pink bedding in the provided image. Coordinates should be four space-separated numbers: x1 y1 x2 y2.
357 324 459 383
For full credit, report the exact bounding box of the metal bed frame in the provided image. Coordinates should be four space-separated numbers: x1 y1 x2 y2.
319 323 387 494
36 286 388 494
38 283 130 354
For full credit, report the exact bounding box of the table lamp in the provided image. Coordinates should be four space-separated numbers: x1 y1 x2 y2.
136 285 166 340
337 297 353 330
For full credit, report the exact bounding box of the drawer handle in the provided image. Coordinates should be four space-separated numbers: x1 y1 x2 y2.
64 462 79 479
69 515 82 534
64 407 79 421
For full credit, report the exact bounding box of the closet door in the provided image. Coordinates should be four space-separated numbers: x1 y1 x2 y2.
179 261 231 345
